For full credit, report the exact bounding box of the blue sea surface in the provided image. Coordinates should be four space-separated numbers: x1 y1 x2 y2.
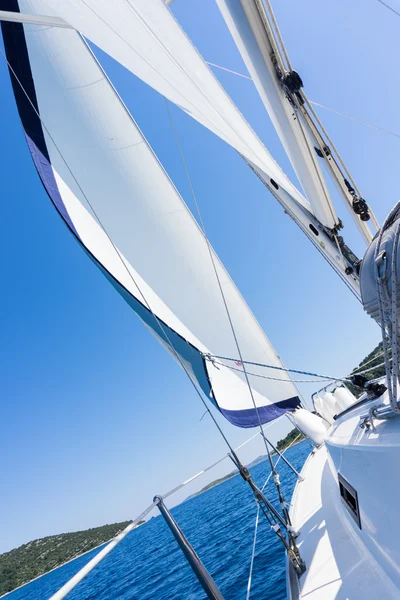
7 442 310 600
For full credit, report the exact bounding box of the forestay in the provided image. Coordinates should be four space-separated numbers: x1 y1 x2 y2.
1 0 301 426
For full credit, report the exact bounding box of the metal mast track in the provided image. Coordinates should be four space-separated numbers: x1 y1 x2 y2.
217 0 379 297
251 0 379 241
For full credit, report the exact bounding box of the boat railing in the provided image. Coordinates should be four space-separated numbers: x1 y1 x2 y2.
311 381 358 425
47 424 306 600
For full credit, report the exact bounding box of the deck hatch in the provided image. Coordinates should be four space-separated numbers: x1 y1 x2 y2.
338 473 361 529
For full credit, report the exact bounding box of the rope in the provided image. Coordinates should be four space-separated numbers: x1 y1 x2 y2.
374 200 400 411
206 351 393 389
349 358 390 377
211 359 336 384
391 221 400 408
351 350 385 374
205 353 347 381
302 96 380 234
261 0 292 70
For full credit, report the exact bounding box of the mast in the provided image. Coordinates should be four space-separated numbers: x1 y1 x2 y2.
217 0 380 292
39 0 363 298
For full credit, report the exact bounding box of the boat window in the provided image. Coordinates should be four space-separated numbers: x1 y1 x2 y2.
338 473 361 529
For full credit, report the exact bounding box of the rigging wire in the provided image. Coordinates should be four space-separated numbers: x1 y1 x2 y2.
206 61 400 142
350 349 385 373
206 353 390 384
0 43 244 458
309 100 400 141
205 353 348 381
246 431 303 599
50 421 277 600
378 0 400 18
206 61 252 80
163 98 281 448
1 40 305 591
0 42 267 584
210 359 337 384
246 506 260 600
163 96 301 558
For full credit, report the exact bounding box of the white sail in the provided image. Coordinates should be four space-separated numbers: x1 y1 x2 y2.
1 0 301 427
38 0 361 295
40 0 312 213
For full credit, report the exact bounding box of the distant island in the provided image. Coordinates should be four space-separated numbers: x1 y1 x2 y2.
187 428 305 502
1 343 385 596
187 472 238 500
0 521 141 596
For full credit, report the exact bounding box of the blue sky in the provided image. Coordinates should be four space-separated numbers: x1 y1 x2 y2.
0 0 398 553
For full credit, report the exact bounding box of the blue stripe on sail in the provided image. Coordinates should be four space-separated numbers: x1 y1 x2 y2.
1 3 217 410
220 396 301 428
25 134 79 237
1 8 297 428
85 254 215 403
1 2 78 238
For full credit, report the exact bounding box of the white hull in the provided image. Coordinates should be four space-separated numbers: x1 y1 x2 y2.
288 390 400 598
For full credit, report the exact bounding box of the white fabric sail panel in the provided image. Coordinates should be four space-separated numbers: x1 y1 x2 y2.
40 0 312 214
217 0 339 230
2 0 300 427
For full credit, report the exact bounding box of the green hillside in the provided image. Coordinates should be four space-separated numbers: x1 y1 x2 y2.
0 343 387 596
0 521 134 596
347 342 387 397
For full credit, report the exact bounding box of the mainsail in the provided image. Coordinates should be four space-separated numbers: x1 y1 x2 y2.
40 0 311 211
37 0 361 295
1 0 301 427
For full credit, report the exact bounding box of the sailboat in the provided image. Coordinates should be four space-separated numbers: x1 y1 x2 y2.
1 0 399 598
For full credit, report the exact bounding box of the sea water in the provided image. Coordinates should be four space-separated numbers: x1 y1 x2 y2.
6 442 310 600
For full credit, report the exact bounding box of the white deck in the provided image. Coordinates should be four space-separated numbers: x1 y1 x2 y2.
288 445 399 599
